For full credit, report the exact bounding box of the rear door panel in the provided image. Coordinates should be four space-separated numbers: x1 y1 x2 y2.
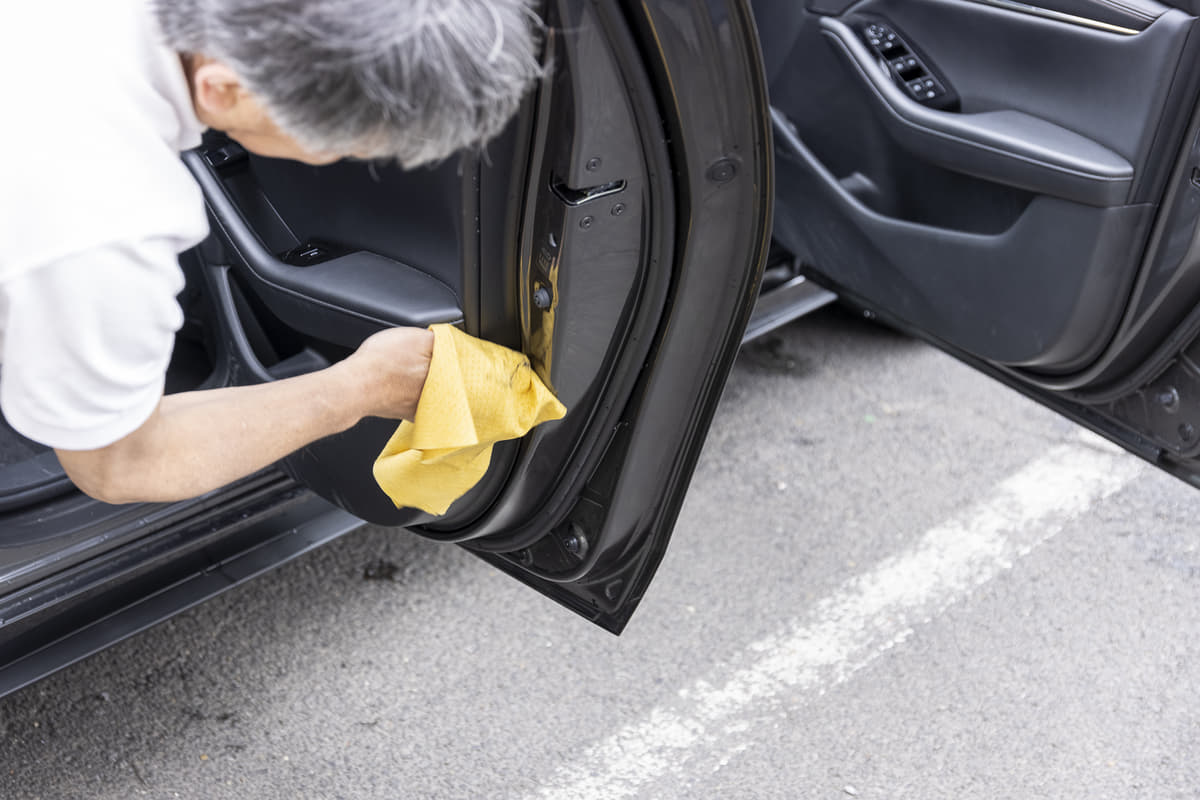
764 1 1200 486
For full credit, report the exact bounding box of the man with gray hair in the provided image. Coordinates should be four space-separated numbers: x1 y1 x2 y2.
0 0 542 503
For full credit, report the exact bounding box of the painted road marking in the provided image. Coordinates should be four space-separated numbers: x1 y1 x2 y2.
525 434 1145 800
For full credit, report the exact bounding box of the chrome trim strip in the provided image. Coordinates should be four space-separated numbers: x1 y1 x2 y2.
966 0 1141 35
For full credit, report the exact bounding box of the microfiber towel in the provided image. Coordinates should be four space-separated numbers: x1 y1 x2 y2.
372 323 567 515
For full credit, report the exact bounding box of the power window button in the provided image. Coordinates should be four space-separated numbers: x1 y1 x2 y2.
865 24 901 53
907 77 944 101
890 55 920 76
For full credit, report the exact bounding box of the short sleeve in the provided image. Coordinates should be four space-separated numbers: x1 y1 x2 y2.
0 240 186 450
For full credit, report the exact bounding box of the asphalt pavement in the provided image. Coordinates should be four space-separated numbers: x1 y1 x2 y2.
2 307 1198 799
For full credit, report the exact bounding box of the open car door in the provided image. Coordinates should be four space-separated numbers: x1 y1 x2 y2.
182 0 771 633
761 1 1200 491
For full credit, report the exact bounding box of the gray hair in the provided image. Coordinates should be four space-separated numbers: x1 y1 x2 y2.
154 0 544 166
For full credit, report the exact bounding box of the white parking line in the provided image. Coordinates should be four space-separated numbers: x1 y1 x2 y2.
525 435 1145 800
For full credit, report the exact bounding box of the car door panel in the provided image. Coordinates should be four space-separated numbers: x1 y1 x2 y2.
762 0 1199 372
182 0 770 631
764 0 1200 488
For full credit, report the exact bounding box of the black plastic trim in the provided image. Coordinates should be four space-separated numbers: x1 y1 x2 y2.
0 451 73 513
0 487 361 700
184 151 463 348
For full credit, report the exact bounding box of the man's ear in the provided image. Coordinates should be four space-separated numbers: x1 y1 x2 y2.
191 59 245 117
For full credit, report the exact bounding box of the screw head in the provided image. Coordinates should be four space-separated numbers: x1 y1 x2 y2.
533 286 552 310
586 157 602 172
1157 387 1181 413
560 525 588 558
579 215 594 230
706 157 738 183
611 203 626 217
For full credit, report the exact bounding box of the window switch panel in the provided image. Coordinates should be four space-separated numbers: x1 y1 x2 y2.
855 18 959 111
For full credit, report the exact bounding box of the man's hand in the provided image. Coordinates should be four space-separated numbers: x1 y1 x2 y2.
336 326 434 421
56 326 435 504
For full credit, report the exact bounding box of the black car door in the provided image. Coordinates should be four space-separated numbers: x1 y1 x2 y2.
760 1 1200 488
179 0 771 633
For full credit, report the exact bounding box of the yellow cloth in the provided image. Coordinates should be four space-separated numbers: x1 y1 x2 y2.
373 324 567 515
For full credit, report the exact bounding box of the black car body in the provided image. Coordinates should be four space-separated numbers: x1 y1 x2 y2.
6 0 1200 697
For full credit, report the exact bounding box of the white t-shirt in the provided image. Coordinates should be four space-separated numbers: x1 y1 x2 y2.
0 0 209 450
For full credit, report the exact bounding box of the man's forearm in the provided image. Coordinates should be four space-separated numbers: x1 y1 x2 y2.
56 327 433 504
58 364 359 503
